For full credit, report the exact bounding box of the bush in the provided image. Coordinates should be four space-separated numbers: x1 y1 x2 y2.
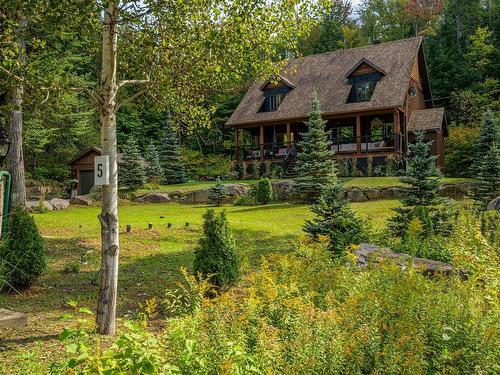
59 234 498 374
208 179 230 206
182 149 231 180
233 195 255 206
445 127 479 177
0 206 46 288
193 209 240 288
255 178 273 204
270 164 284 179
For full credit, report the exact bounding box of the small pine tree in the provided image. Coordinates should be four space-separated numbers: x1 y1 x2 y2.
471 110 499 173
294 93 335 199
304 178 368 257
473 143 500 209
160 119 187 185
144 141 163 182
256 177 273 204
0 206 46 288
119 137 147 188
400 130 442 207
208 179 230 206
193 209 240 287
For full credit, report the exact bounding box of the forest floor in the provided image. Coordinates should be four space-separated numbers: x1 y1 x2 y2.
1 199 398 372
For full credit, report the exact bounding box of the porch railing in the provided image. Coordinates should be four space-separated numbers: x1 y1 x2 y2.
232 134 400 161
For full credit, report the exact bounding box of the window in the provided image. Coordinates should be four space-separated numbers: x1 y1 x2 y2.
347 72 381 103
267 93 284 112
356 81 376 102
331 126 355 141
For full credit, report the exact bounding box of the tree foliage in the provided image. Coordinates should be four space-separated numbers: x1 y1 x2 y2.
118 137 146 189
160 121 187 185
193 209 240 288
294 94 335 199
256 178 273 204
144 141 163 182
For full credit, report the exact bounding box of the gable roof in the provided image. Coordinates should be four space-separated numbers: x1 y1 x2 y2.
68 146 102 165
345 57 387 78
227 37 424 127
408 108 447 134
259 74 296 91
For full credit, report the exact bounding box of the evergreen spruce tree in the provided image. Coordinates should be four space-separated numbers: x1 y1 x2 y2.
304 176 368 257
400 131 442 207
208 178 230 206
473 144 500 209
389 131 443 236
193 209 240 288
144 141 163 182
472 110 499 173
160 119 187 185
256 177 273 204
294 93 335 200
118 137 147 189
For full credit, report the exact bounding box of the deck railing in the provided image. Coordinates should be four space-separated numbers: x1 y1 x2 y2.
232 134 400 161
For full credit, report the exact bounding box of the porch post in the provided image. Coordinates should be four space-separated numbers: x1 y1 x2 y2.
286 122 291 152
259 125 264 162
356 114 361 152
393 110 400 151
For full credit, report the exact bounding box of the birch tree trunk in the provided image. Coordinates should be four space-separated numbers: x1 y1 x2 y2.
96 3 120 336
6 11 27 208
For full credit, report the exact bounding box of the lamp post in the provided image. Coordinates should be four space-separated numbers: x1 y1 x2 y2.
0 130 11 237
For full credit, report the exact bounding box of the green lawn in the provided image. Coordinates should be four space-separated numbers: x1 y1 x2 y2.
135 177 475 195
0 199 399 371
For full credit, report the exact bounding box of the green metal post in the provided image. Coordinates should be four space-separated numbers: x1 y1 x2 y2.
0 171 11 238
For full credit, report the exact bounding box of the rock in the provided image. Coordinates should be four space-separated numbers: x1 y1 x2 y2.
364 187 381 200
0 308 27 329
26 200 53 212
184 184 249 204
346 187 368 202
49 198 70 210
486 196 500 211
71 195 94 206
272 180 293 201
353 243 454 277
224 184 250 197
135 192 171 203
184 188 211 204
381 187 405 200
439 184 469 199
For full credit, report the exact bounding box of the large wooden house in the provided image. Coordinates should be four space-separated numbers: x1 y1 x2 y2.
227 37 447 176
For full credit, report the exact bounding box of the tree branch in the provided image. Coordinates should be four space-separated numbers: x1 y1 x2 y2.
0 65 24 82
117 79 152 88
116 87 150 110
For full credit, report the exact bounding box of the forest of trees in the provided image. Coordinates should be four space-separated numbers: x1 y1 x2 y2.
1 0 498 184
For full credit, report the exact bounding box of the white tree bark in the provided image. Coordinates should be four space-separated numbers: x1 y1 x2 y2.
96 3 120 336
6 11 27 208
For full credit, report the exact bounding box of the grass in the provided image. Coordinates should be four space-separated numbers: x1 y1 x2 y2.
135 177 476 195
0 199 399 372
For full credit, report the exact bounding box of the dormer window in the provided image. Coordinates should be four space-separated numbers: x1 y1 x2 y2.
259 75 295 113
346 58 385 103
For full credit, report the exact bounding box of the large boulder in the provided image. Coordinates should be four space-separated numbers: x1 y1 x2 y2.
71 195 94 206
184 188 211 204
26 200 53 212
224 184 250 197
363 187 382 200
353 243 454 277
439 183 470 199
486 196 500 211
381 187 405 200
184 184 249 204
272 180 293 201
135 192 171 203
49 198 70 210
346 187 368 202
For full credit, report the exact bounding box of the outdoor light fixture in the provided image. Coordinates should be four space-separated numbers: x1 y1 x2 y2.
0 130 11 166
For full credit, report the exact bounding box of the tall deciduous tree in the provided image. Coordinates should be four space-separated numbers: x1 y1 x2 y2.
91 0 324 335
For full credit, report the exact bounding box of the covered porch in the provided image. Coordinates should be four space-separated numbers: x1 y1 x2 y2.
232 110 402 162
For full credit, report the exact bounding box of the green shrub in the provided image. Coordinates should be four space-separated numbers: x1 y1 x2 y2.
193 209 240 288
255 178 273 204
270 164 284 179
59 232 498 374
0 206 46 288
182 149 231 180
208 179 230 206
445 126 479 177
233 195 255 206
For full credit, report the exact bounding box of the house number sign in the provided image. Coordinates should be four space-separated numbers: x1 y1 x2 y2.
94 155 110 185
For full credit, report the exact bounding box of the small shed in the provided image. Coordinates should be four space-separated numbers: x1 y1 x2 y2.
68 147 102 196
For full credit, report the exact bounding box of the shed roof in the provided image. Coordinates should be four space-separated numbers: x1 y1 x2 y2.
408 108 446 133
227 37 424 126
68 147 123 166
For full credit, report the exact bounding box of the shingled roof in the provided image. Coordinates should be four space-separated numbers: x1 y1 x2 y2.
408 108 446 132
227 37 424 126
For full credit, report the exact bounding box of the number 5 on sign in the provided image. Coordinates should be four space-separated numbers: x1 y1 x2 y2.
95 155 110 185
